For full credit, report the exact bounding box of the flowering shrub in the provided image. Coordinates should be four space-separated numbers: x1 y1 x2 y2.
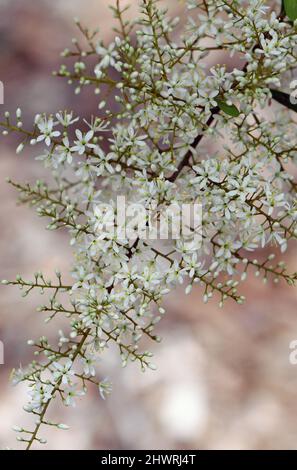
1 0 297 449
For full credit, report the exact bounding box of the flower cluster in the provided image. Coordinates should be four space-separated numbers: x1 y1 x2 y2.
1 0 297 449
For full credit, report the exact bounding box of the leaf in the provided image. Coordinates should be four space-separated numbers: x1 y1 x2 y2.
216 99 240 117
284 0 297 21
270 88 297 113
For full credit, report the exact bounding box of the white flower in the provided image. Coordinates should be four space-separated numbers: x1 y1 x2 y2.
28 383 54 410
52 361 75 385
91 148 115 175
98 379 112 400
166 260 185 285
72 266 95 291
95 43 118 71
55 136 74 165
36 117 60 146
196 88 219 108
10 367 25 386
258 31 282 57
216 237 242 259
71 129 95 155
64 385 85 407
228 176 257 202
82 356 96 377
182 253 203 278
55 111 79 127
262 189 287 216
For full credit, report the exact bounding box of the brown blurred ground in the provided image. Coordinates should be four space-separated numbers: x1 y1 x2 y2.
0 0 297 450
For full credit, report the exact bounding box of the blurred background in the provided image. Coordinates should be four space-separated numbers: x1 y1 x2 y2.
0 0 297 450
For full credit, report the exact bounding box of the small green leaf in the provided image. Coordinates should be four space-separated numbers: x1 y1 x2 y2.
284 0 297 21
216 99 240 117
